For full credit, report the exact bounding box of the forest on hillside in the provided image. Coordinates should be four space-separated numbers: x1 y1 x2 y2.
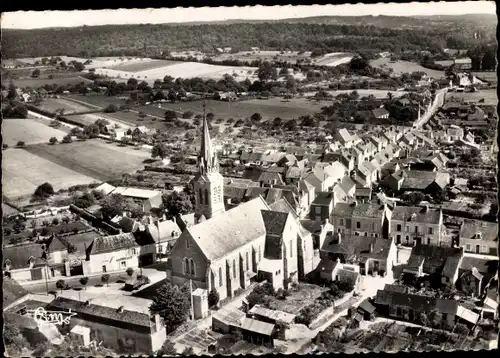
2 19 496 59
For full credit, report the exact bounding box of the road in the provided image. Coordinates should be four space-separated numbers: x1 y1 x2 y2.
412 88 447 129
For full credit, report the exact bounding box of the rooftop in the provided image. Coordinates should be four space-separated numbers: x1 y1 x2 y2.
261 210 289 236
89 233 138 255
249 304 296 324
321 233 393 262
240 317 275 336
460 219 498 242
375 290 459 315
112 187 162 199
3 277 29 309
352 203 386 219
312 192 335 206
392 206 441 224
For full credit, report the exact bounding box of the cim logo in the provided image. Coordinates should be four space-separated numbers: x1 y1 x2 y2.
26 307 77 326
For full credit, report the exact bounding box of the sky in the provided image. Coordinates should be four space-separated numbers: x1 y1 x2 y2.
2 2 496 30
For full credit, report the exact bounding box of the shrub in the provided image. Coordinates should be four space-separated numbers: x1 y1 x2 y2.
34 182 54 199
3 143 9 149
208 288 220 308
103 104 119 113
16 141 25 148
182 111 194 119
52 218 59 225
49 137 58 145
62 134 72 143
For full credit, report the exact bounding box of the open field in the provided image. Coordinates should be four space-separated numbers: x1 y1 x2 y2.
154 97 326 120
108 59 183 72
66 112 134 130
93 61 259 82
23 139 151 182
370 58 445 78
2 118 69 146
472 71 497 84
2 148 97 200
39 97 96 114
212 50 313 64
303 89 405 99
6 75 90 88
445 88 497 105
313 52 355 67
67 94 126 108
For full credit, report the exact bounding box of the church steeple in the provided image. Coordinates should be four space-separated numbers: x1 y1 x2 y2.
199 103 218 174
193 102 225 223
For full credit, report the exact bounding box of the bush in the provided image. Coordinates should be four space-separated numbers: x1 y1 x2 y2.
208 288 220 308
182 111 194 119
16 141 25 148
62 134 73 143
34 182 54 199
52 218 59 225
3 143 9 149
103 104 119 113
49 137 58 145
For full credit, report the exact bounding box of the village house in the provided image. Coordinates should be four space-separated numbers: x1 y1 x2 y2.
372 108 390 120
134 218 182 261
458 219 498 256
381 170 450 195
403 245 464 285
454 57 472 70
317 256 362 290
335 128 362 149
458 256 498 297
390 206 444 246
45 296 167 353
375 286 479 328
109 187 163 214
320 232 397 277
297 179 316 217
332 201 391 239
309 192 335 222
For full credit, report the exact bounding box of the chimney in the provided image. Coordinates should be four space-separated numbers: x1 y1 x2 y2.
154 313 162 329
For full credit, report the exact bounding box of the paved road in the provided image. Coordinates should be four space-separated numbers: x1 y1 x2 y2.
412 89 447 129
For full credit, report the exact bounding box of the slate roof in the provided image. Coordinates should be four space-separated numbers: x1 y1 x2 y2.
321 234 393 262
459 219 498 242
112 187 161 199
392 206 441 224
401 170 448 191
258 171 285 185
145 220 182 243
352 203 386 219
89 233 138 255
383 284 409 293
261 210 289 236
375 290 459 316
459 257 498 275
3 277 29 309
286 166 305 179
312 192 335 206
333 203 356 217
372 108 390 118
3 244 46 270
60 232 101 255
46 235 69 253
46 297 154 329
358 298 376 314
269 198 299 219
186 197 269 261
408 245 463 276
249 305 296 324
339 175 356 194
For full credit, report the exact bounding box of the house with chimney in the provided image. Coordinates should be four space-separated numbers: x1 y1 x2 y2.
309 192 335 222
458 219 498 257
332 201 392 239
402 245 464 285
320 232 397 277
390 206 444 246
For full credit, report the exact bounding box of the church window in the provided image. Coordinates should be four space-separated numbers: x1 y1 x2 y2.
186 240 190 249
233 259 236 278
183 258 189 275
205 189 209 205
245 252 249 270
189 259 196 276
219 267 223 287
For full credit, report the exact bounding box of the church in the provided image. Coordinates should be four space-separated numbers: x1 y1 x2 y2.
167 115 322 302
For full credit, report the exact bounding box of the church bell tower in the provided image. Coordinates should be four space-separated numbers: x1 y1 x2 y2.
193 104 225 223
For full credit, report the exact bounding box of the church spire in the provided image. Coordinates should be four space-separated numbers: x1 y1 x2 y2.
199 102 217 174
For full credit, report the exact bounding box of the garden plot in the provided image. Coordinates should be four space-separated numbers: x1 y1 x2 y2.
370 58 445 79
39 98 95 114
2 118 68 146
2 148 97 200
303 89 405 99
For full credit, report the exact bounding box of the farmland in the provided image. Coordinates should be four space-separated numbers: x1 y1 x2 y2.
303 89 405 99
445 88 498 105
38 97 96 114
2 148 97 200
370 58 445 79
6 75 91 88
66 94 126 108
93 61 259 82
212 50 313 64
66 112 134 130
108 59 182 72
23 139 151 182
2 118 69 146
313 52 355 67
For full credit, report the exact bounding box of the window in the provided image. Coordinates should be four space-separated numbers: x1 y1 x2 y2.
205 189 209 205
245 252 249 271
415 226 419 233
339 219 344 226
102 265 107 273
183 258 189 274
406 226 409 232
406 236 409 242
466 244 471 251
315 206 321 214
428 227 433 235
396 235 401 244
132 248 136 255
219 267 223 287
481 245 489 254
356 222 361 229
397 224 402 231
186 240 190 249
158 245 163 253
375 234 378 238
121 261 126 268
364 232 368 237
233 259 236 278
290 240 293 257
338 228 342 233
189 259 196 275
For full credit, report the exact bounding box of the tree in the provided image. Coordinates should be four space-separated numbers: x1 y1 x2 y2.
182 347 195 356
16 141 25 148
151 142 169 160
101 274 110 287
34 182 54 199
419 312 430 326
103 104 119 113
149 282 191 332
162 191 193 219
7 82 17 100
32 68 41 78
83 123 100 138
56 279 66 293
182 111 194 119
257 61 278 82
49 136 58 145
428 309 442 328
157 340 178 356
79 277 89 290
4 313 28 356
62 134 73 143
126 267 134 276
165 110 177 121
101 193 144 219
251 112 262 122
208 288 220 308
